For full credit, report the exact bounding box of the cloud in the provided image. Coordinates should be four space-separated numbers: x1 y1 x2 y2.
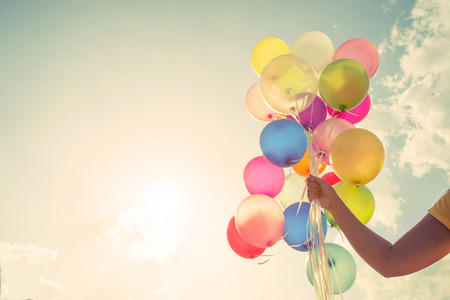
0 285 9 298
366 168 406 233
356 255 450 300
40 277 65 300
0 241 59 265
152 285 179 299
106 209 183 263
376 0 450 182
331 236 450 300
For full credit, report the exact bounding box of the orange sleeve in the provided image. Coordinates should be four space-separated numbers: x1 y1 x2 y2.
428 190 450 230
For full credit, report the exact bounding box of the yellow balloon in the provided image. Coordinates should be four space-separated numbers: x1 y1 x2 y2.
330 128 384 185
260 54 318 115
319 59 369 111
325 182 375 229
251 37 291 76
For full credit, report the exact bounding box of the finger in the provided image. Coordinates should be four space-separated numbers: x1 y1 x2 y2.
306 182 320 190
307 192 318 202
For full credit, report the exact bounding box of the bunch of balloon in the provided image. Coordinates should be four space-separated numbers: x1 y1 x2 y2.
228 32 383 299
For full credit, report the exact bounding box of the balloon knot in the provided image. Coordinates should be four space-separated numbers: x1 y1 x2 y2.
338 105 346 113
328 258 335 267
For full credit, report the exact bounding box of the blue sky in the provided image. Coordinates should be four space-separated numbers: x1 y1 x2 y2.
0 0 449 299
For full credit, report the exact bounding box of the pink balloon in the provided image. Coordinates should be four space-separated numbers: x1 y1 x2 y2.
243 156 285 198
327 94 371 124
235 194 284 248
313 119 355 165
321 172 342 186
333 38 380 78
245 83 279 122
227 216 266 259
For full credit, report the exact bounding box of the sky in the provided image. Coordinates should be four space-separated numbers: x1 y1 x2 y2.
0 0 449 299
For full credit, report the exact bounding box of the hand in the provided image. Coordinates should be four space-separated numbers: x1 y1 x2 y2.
305 175 340 211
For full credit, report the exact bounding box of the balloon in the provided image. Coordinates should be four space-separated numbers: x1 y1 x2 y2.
245 83 280 122
292 31 334 73
243 156 285 198
251 37 291 76
333 38 379 78
235 194 285 248
312 118 355 165
321 172 342 186
278 173 306 209
324 182 375 228
292 148 326 177
330 128 385 185
260 54 318 115
306 243 357 294
227 216 266 259
283 202 328 252
319 59 369 111
288 95 327 132
325 182 375 228
327 94 371 124
260 118 307 167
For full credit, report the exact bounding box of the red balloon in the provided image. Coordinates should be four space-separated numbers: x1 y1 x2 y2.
226 216 265 259
235 194 285 248
321 172 342 186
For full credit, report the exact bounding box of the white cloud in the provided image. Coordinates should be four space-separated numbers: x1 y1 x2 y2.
367 168 406 233
381 0 399 14
0 285 9 298
357 255 450 300
40 277 65 300
107 209 183 263
376 0 450 182
0 241 58 265
331 235 450 300
152 285 179 299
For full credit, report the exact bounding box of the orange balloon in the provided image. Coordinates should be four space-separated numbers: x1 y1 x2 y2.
293 150 326 177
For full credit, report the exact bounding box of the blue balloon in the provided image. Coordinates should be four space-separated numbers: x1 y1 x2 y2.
260 119 307 167
283 202 328 252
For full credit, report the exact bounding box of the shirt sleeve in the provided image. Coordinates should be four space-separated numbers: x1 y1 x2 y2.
428 189 450 230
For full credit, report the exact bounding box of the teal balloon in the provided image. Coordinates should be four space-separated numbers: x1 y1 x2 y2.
306 243 357 294
260 119 307 167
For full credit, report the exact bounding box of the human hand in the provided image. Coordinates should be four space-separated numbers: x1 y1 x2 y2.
305 175 340 211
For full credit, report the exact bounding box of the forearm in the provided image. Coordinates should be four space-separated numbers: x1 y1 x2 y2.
328 197 395 277
329 198 450 277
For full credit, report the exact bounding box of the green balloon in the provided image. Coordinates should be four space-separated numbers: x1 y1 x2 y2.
319 59 369 111
277 173 307 208
325 182 375 230
306 243 357 294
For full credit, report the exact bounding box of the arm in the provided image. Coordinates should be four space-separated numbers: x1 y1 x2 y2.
306 176 450 278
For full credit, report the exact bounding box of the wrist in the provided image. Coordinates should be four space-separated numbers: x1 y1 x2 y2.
326 193 344 214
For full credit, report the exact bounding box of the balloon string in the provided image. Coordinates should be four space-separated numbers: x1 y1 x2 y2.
242 258 254 278
306 122 345 300
307 198 335 300
279 201 304 240
328 248 345 300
